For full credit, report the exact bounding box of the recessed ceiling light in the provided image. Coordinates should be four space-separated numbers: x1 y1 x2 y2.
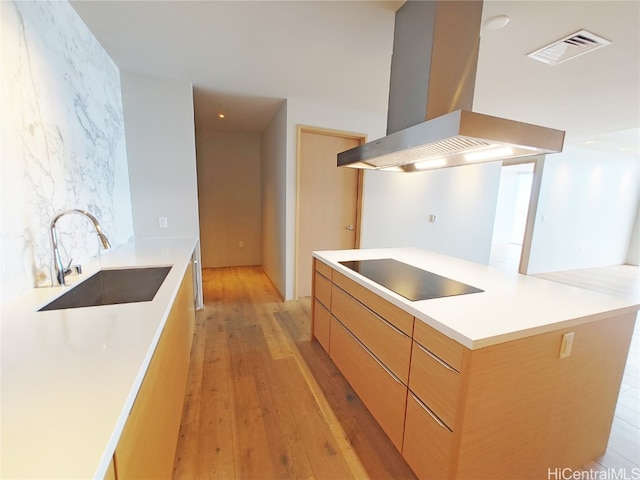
218 113 225 119
484 15 510 31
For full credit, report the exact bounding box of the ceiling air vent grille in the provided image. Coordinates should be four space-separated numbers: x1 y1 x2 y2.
527 29 611 65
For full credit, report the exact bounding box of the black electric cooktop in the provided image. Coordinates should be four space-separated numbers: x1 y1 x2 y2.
339 258 483 302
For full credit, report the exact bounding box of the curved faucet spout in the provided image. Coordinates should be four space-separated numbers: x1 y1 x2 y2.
50 209 111 286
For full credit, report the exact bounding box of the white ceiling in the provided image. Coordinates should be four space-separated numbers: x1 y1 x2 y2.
71 0 639 156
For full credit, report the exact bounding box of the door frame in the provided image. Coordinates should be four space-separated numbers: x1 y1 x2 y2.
295 125 367 299
499 156 545 275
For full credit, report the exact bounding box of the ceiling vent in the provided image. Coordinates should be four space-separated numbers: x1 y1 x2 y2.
527 29 611 65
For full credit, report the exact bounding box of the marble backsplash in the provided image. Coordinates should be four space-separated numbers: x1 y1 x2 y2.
1 0 134 302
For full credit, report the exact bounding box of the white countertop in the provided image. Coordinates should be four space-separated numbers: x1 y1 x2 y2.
314 248 639 349
1 237 197 479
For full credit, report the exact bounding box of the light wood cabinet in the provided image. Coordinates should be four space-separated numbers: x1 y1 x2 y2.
312 259 333 354
413 319 466 372
332 269 414 336
313 299 331 353
314 270 331 308
311 260 637 480
409 314 636 479
330 318 408 450
113 262 195 479
408 340 462 429
331 284 412 383
404 323 465 479
454 313 636 479
314 259 333 279
403 393 454 480
312 259 412 451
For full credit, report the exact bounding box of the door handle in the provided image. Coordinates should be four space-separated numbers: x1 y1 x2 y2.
346 225 355 231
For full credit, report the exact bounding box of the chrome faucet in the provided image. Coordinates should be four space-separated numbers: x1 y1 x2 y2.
50 209 111 286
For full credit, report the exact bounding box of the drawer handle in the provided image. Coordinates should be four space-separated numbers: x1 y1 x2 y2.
335 285 408 338
416 342 459 373
340 321 403 385
370 345 403 385
411 394 452 432
315 271 330 282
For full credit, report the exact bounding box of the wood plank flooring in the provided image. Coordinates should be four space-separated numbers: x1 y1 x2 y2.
172 266 416 480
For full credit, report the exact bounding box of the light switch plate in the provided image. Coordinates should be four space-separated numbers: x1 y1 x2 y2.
158 216 168 229
559 332 574 359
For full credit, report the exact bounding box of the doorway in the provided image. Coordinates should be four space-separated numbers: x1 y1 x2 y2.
490 162 535 272
295 126 366 298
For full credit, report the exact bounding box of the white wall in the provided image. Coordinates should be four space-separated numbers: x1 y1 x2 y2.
197 131 261 267
284 97 388 300
491 169 520 244
120 71 199 239
360 162 502 264
527 146 639 273
120 70 202 305
261 102 288 299
1 0 133 301
492 164 534 245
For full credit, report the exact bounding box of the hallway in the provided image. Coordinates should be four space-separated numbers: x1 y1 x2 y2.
172 266 415 479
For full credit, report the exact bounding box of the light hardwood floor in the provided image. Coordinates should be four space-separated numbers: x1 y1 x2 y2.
173 264 639 479
172 266 416 480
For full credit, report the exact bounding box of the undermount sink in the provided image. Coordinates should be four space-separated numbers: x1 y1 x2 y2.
39 266 172 311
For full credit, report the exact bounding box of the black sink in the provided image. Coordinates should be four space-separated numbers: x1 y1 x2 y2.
39 266 172 311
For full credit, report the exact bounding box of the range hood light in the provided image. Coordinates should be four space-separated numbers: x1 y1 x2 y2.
342 161 377 170
464 147 514 162
415 158 447 170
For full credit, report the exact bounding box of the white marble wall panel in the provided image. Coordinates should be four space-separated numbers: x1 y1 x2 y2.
1 0 133 301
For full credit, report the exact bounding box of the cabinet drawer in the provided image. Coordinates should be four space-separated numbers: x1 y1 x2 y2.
333 270 414 336
314 271 331 308
332 284 411 383
414 320 466 372
409 341 462 429
313 299 331 353
403 393 454 480
330 318 407 450
314 258 333 279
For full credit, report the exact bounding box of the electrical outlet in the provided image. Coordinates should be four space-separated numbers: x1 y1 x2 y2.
158 217 168 228
559 332 574 359
239 241 244 248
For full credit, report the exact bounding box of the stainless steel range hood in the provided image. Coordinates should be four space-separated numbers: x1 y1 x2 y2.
338 1 565 172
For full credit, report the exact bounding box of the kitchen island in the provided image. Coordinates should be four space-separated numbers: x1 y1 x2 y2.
312 248 639 480
1 237 198 479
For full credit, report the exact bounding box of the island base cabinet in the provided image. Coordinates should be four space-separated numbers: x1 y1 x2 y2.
329 318 407 450
113 263 195 479
403 394 454 480
313 299 331 353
